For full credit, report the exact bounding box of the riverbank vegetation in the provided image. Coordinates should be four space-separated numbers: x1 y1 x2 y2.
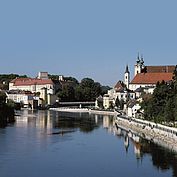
56 77 110 102
141 66 177 125
0 74 27 90
0 91 15 127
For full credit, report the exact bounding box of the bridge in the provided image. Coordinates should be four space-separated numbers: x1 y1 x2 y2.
58 101 95 108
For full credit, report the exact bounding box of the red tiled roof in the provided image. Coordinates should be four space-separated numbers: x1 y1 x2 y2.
131 73 173 84
114 81 125 91
10 78 53 86
146 66 175 73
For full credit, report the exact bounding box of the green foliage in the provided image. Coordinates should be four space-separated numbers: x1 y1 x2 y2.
64 77 79 85
0 74 27 90
115 97 120 108
0 91 7 106
58 85 75 102
119 99 125 110
57 77 106 102
0 91 15 127
141 67 177 124
101 85 111 95
48 74 60 80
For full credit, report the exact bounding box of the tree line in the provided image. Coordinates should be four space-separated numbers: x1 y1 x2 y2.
56 77 110 102
141 66 177 124
0 74 27 90
0 73 110 102
0 91 15 127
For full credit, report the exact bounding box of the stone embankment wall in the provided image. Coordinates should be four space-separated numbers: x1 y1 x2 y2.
115 116 177 150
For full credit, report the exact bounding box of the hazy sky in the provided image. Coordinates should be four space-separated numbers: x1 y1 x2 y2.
0 0 177 86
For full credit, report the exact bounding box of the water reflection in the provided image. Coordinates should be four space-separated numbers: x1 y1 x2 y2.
15 110 102 135
0 110 177 177
113 120 177 177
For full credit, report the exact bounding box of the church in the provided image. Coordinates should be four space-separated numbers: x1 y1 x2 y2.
125 55 175 92
97 55 176 110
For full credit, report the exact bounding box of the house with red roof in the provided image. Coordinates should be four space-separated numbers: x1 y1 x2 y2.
9 72 57 106
128 55 175 91
99 55 175 110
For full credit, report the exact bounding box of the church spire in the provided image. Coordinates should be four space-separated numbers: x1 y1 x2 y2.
136 53 140 64
124 64 130 89
125 64 130 73
140 54 144 65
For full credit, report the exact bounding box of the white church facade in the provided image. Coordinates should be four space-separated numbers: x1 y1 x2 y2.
99 55 175 110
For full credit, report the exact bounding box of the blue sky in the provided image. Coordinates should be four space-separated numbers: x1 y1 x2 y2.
0 0 177 86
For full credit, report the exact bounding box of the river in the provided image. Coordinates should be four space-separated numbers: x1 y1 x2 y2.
0 110 176 177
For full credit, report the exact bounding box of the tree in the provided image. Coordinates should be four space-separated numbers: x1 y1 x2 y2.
58 85 75 101
164 97 175 123
64 77 79 85
119 99 125 110
101 86 111 95
78 78 102 101
0 91 15 127
115 97 120 108
0 91 6 106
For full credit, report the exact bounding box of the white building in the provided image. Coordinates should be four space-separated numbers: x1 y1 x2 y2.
6 90 38 108
102 79 136 110
9 72 57 106
127 101 141 118
9 78 54 95
129 55 175 91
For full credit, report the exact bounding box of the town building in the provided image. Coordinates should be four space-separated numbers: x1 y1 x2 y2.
127 100 141 118
101 79 136 110
9 72 57 106
6 90 39 109
129 55 175 91
98 54 175 111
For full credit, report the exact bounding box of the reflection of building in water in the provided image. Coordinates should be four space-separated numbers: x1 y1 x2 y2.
15 110 53 131
103 116 114 133
15 109 37 127
133 142 141 159
114 122 143 159
95 115 98 124
103 116 110 128
124 135 129 153
36 111 53 130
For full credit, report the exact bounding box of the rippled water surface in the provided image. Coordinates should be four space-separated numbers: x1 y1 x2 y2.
0 110 176 177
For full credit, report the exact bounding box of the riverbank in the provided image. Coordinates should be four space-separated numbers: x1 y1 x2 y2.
115 116 177 152
49 107 118 116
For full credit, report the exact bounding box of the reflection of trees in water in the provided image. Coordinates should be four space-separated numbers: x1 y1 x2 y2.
52 112 100 133
116 126 177 177
140 140 177 177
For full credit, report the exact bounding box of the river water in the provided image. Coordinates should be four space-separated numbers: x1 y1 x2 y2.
0 110 177 177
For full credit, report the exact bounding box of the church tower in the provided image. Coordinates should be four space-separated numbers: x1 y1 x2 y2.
134 54 144 76
124 64 130 89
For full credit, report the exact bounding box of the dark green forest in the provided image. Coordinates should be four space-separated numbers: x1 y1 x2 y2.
0 91 15 127
57 77 110 102
0 74 27 90
141 66 177 125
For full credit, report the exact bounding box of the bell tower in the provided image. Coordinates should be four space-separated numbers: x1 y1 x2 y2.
124 65 130 89
134 54 144 76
